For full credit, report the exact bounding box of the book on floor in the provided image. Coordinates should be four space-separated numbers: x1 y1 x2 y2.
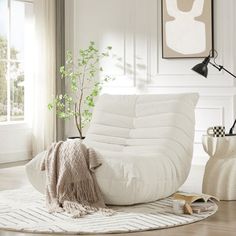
173 192 219 204
190 202 217 214
173 192 219 214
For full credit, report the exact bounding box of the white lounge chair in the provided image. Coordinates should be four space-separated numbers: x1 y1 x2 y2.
26 93 199 205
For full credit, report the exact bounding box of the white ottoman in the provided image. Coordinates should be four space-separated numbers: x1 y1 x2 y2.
202 135 236 200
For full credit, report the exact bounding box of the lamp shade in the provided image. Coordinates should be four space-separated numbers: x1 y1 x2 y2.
192 55 211 78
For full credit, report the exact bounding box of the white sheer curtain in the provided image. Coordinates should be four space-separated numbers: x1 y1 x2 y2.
32 0 56 155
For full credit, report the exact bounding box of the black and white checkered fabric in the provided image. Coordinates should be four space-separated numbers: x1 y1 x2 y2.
213 126 225 137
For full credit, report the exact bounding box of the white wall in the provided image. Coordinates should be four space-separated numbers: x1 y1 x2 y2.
0 123 32 164
65 0 236 167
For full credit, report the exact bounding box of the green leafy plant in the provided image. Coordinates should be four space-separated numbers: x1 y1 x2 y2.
48 41 113 139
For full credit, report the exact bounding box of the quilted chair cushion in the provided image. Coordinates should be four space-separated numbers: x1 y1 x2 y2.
26 93 199 205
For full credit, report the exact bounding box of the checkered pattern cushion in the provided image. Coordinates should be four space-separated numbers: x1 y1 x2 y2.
213 127 225 137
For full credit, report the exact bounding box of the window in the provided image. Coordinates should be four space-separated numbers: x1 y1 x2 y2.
0 0 34 123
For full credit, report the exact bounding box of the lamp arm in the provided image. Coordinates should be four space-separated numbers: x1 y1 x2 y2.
229 119 236 135
209 61 221 70
221 67 236 79
209 62 236 79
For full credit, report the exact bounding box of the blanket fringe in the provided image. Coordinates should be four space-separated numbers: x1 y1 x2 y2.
63 201 115 218
47 200 64 214
63 201 88 218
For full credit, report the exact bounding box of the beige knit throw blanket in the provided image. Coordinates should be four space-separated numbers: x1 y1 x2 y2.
40 140 114 218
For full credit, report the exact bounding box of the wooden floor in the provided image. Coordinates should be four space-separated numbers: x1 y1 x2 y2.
0 165 235 236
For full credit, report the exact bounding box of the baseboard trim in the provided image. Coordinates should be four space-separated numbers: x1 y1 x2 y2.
0 160 29 169
0 151 32 165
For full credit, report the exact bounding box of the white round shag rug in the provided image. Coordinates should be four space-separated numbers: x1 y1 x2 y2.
0 187 217 234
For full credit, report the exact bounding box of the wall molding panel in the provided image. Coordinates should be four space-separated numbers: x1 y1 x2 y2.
65 0 236 164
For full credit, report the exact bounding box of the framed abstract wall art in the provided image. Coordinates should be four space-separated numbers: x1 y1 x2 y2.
161 0 214 58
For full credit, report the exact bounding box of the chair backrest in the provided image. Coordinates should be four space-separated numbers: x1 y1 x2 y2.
84 93 199 160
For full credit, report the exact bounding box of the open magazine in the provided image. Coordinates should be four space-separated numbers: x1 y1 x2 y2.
173 192 219 204
173 192 219 214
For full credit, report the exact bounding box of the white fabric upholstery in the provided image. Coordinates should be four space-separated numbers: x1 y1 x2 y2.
26 93 199 205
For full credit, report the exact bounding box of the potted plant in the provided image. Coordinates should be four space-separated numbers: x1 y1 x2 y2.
48 41 113 139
